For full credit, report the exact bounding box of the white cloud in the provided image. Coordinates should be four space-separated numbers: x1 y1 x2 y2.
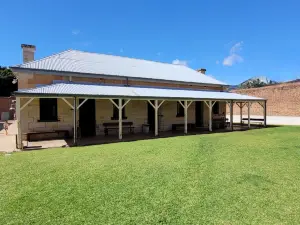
223 41 244 66
72 29 80 35
223 54 243 66
172 59 188 66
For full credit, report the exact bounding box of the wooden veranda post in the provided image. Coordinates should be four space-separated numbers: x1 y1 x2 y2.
73 97 77 145
240 103 243 125
209 101 212 132
154 100 158 136
263 100 267 127
16 97 22 149
184 101 188 134
248 101 251 128
230 100 234 131
119 98 122 140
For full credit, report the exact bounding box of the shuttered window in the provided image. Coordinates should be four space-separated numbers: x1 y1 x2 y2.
176 101 184 117
39 98 58 121
213 102 219 114
112 99 127 120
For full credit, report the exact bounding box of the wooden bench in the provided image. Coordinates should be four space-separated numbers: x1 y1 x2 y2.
212 115 227 129
242 118 264 127
172 123 195 131
26 130 69 142
103 122 135 135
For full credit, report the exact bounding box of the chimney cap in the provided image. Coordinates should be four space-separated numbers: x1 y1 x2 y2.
197 68 206 74
21 44 36 50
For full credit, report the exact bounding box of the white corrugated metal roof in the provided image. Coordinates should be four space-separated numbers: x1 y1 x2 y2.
12 50 226 86
15 82 264 101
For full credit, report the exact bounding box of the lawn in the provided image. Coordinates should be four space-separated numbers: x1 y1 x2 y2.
1 126 300 224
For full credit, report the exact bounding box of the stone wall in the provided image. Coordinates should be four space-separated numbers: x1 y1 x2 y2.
227 82 300 116
20 98 227 140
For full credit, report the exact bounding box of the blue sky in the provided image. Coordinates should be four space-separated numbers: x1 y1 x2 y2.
1 0 300 84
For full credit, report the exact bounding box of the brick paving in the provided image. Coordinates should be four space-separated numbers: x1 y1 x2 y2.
0 120 18 152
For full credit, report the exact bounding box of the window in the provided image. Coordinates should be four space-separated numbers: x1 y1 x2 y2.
176 101 184 117
213 102 219 114
111 99 127 120
39 98 58 121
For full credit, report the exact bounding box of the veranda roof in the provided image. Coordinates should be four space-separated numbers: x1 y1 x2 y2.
14 82 265 101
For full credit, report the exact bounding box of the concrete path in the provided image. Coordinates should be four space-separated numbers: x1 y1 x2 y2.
0 120 18 152
228 115 300 126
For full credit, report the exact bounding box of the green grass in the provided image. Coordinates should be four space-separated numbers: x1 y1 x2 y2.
1 126 300 224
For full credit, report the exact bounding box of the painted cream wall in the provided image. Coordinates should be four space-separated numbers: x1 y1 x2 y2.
160 101 196 131
94 99 148 134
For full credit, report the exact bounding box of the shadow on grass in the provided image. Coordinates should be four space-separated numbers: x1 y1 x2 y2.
22 125 277 151
237 173 276 187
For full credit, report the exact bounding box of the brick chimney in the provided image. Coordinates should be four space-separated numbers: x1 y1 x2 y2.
197 68 206 74
21 44 36 63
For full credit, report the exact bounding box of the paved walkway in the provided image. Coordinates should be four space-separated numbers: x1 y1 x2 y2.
228 115 300 125
0 120 18 152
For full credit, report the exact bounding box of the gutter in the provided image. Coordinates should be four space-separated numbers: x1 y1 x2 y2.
12 91 266 102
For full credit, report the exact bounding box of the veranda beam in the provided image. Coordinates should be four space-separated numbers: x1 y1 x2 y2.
62 98 74 110
77 98 88 110
16 97 22 149
20 98 34 111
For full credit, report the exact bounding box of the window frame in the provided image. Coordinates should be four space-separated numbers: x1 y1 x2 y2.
111 99 127 120
212 102 220 114
176 101 185 117
38 98 59 122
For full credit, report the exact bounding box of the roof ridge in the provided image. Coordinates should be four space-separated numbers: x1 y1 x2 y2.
13 49 74 67
70 49 188 67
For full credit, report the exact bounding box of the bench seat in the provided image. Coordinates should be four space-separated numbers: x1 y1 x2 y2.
103 122 135 135
172 123 195 131
26 130 69 142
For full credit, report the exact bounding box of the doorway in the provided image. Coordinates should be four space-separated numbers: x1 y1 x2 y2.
79 99 96 137
195 101 204 127
147 101 155 132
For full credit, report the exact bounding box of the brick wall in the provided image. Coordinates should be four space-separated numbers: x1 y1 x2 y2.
0 97 14 120
17 73 224 91
228 82 300 116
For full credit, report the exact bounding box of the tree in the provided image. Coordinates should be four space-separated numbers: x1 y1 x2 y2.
239 78 267 89
0 67 18 97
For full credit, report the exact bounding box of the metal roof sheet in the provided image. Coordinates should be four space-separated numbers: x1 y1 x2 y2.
12 50 226 86
15 82 265 101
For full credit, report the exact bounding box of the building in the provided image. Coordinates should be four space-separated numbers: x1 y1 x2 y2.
227 81 300 125
11 44 266 149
